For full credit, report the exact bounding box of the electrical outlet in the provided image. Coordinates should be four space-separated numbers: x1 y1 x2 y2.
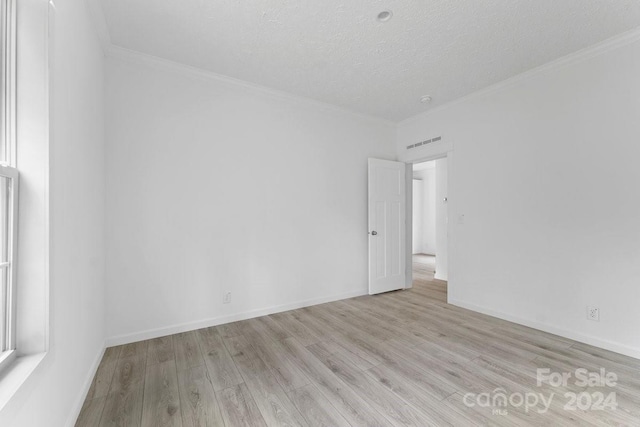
587 306 599 321
223 292 231 304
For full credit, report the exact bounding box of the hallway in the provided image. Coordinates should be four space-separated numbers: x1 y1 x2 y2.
412 254 446 303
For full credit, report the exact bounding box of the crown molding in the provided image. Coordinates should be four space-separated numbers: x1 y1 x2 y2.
400 26 640 126
93 12 640 127
104 45 397 128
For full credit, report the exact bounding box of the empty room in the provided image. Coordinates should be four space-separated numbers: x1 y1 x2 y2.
1 0 639 426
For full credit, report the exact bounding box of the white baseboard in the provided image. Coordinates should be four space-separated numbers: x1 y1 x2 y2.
105 289 368 347
449 298 640 360
434 272 447 281
65 343 106 427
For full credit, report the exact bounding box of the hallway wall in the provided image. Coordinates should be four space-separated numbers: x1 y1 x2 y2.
412 166 436 255
397 34 640 358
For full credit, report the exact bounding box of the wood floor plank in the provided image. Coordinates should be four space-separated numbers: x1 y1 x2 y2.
288 384 351 427
142 360 182 427
75 396 106 427
110 342 148 394
280 337 388 427
250 316 291 341
340 297 409 327
424 334 481 362
365 364 467 426
386 337 500 395
270 311 321 346
467 356 599 427
215 321 244 340
346 338 458 402
299 307 389 368
322 332 386 368
100 381 144 427
177 365 225 427
570 342 640 368
86 346 122 400
308 340 377 371
304 305 384 346
78 255 640 427
244 371 308 426
308 343 437 427
175 331 205 371
332 300 441 348
241 320 310 392
197 327 244 391
223 334 270 379
490 324 574 351
288 307 343 342
321 302 397 342
444 392 516 427
216 383 267 427
147 336 175 366
120 341 150 359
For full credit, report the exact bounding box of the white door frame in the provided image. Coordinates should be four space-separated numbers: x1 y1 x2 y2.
404 149 453 297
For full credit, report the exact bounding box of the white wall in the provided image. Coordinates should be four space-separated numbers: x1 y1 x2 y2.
412 167 436 255
398 33 640 358
434 158 448 280
104 51 396 343
0 0 106 425
411 179 424 254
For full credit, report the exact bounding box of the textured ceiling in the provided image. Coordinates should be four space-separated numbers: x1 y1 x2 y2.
100 0 640 121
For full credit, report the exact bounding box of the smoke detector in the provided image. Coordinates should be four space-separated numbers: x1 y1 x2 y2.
377 10 393 22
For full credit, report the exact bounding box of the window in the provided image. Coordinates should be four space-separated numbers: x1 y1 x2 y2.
0 0 18 373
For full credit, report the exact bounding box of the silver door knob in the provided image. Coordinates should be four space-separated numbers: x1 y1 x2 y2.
371 231 378 235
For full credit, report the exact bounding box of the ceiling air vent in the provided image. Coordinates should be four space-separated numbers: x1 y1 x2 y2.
406 136 442 150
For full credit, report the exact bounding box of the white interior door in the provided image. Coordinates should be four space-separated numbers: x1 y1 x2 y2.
368 158 406 295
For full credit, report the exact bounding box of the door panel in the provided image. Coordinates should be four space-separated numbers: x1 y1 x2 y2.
368 158 406 295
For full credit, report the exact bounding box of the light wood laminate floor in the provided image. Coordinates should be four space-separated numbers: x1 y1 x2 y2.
77 256 640 426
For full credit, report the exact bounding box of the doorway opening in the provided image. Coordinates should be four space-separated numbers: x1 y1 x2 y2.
412 158 448 296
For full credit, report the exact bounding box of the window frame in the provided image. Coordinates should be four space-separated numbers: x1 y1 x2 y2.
1 0 16 165
0 0 17 374
0 165 18 369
